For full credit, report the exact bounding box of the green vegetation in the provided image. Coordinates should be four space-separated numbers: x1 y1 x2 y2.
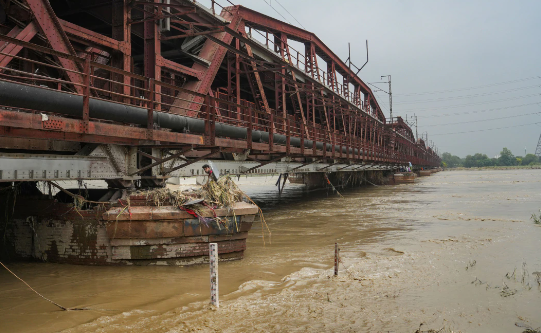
441 148 541 168
531 212 541 225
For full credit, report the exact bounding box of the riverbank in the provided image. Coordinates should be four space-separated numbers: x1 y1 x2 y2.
446 165 541 171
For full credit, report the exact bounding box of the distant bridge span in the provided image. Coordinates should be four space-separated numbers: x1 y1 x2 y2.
0 0 439 186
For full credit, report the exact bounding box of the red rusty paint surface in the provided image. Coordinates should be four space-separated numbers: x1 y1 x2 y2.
7 194 258 265
0 0 441 174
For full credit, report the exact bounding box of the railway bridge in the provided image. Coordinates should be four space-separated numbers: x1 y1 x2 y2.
0 0 442 266
0 0 440 187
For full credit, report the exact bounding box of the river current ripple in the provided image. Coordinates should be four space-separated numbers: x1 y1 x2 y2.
1 170 541 332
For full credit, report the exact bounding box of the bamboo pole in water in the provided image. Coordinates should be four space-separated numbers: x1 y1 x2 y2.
334 243 339 276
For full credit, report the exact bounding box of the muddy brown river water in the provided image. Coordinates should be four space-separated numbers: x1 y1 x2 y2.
1 170 541 332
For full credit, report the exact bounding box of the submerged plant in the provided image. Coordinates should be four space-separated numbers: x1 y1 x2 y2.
531 213 541 224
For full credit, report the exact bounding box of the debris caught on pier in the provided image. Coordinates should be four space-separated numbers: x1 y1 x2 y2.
136 176 271 243
138 176 247 210
201 176 245 209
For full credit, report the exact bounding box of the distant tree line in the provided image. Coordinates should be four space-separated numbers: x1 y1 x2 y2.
441 148 540 168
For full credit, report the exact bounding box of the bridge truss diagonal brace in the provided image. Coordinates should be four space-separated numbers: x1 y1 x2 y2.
130 146 194 176
240 27 270 114
0 22 38 69
278 33 310 139
164 149 220 174
26 0 84 94
170 10 242 116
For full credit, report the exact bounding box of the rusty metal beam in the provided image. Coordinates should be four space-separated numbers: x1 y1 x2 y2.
0 22 38 69
26 0 84 94
112 0 132 104
279 33 309 138
164 149 220 174
130 145 193 175
169 9 242 116
60 19 124 51
235 5 386 122
157 55 202 79
0 108 204 146
241 29 270 114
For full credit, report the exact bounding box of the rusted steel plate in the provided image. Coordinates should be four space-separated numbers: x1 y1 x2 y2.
0 137 80 151
106 220 184 239
0 109 204 145
103 202 259 221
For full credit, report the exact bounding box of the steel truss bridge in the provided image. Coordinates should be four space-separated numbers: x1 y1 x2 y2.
0 0 440 186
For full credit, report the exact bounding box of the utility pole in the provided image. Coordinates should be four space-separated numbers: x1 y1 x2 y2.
415 114 418 141
381 75 392 123
405 114 419 142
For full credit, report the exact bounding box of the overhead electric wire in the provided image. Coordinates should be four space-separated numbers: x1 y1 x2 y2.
367 82 389 94
374 91 389 107
415 102 541 118
394 84 541 105
262 0 293 25
392 76 541 97
423 110 541 127
275 0 306 29
427 121 541 136
401 93 541 112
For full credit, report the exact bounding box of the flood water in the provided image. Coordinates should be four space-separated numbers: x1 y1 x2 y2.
1 170 541 332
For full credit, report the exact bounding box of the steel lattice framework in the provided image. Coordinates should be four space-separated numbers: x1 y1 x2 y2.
0 0 440 184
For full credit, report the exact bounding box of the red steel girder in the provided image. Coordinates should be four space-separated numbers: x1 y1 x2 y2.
304 42 319 79
234 5 386 123
144 0 161 110
60 19 126 52
157 55 202 80
170 9 242 116
240 27 270 114
0 22 38 69
278 33 310 138
112 0 132 104
226 40 241 120
26 0 84 94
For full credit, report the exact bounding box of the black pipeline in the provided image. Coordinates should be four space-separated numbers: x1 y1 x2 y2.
0 80 374 157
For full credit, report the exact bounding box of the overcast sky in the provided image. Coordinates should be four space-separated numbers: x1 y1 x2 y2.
201 0 541 158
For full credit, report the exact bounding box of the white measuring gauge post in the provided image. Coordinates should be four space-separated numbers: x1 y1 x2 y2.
209 243 219 307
